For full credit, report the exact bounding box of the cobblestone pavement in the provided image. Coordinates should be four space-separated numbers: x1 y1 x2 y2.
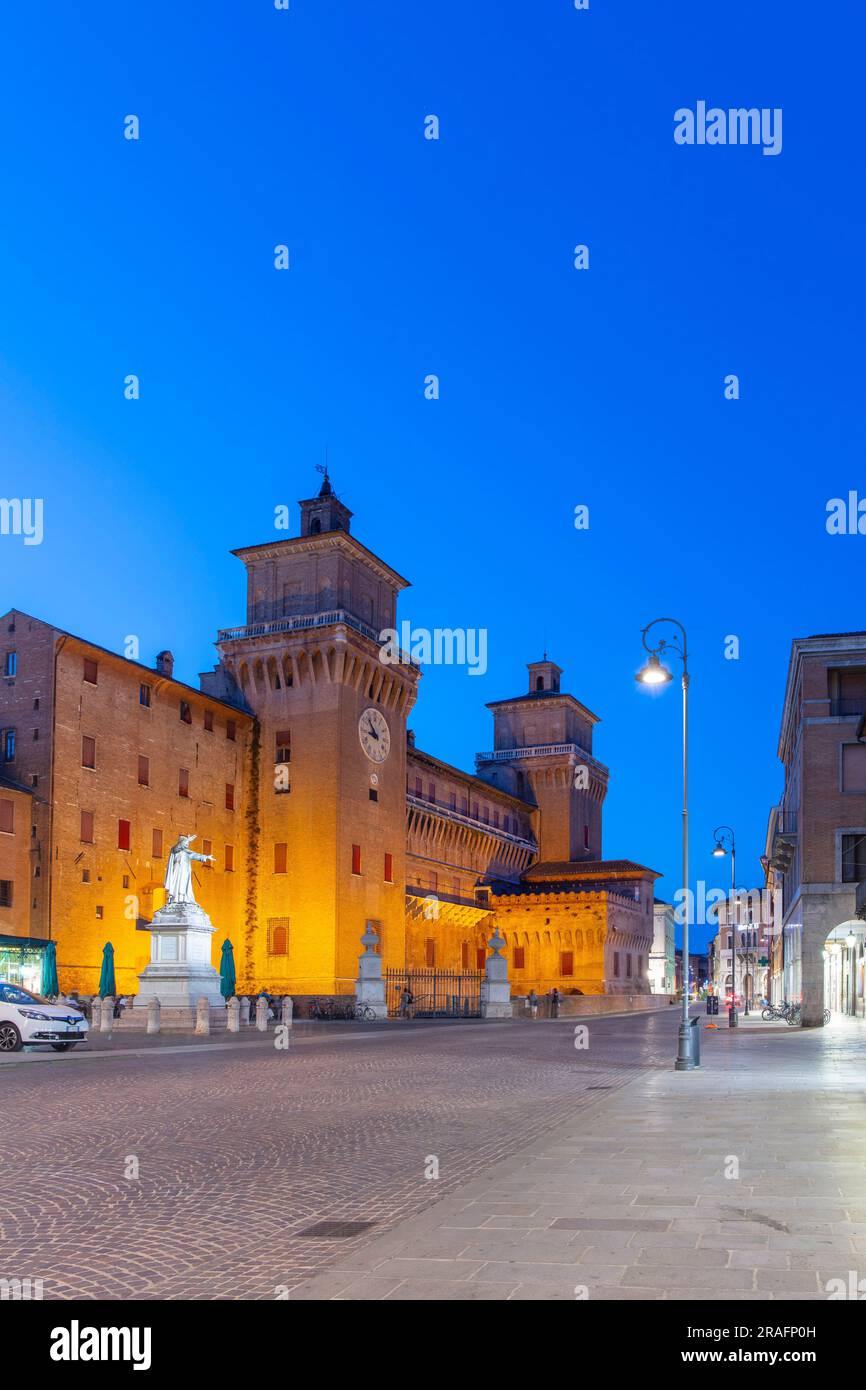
290 1013 866 1301
0 1010 678 1299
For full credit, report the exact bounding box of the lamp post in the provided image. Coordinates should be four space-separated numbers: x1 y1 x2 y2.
712 826 738 1026
636 618 696 1070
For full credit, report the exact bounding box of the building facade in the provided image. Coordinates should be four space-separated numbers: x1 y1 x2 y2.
650 899 676 994
0 475 660 999
766 633 866 1025
711 890 776 1007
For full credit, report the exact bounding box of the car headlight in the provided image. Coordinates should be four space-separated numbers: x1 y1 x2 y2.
17 1008 54 1021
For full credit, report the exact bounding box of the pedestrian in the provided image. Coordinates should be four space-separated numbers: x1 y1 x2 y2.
399 986 415 1019
549 987 561 1019
527 989 538 1019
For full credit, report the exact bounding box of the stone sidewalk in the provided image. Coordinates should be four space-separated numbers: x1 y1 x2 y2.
291 1013 866 1301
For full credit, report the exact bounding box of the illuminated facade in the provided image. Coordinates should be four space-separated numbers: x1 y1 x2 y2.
0 476 659 997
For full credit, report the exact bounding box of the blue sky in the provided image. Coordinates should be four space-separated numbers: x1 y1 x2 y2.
1 1 863 948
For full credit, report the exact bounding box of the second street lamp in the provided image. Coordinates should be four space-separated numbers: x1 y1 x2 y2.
712 826 738 1027
636 618 697 1071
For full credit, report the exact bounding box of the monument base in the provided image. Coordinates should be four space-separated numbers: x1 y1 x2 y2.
134 901 226 1012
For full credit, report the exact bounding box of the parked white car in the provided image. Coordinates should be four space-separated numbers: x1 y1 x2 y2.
0 981 89 1053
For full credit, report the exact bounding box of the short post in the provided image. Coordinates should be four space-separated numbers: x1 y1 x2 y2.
195 997 210 1036
480 927 512 1020
255 996 269 1031
354 922 388 1020
239 997 251 1027
90 997 102 1031
146 998 161 1035
100 997 115 1035
281 996 294 1029
227 996 240 1033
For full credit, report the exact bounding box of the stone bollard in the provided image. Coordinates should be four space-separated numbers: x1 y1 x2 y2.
146 998 161 1035
255 996 269 1032
227 996 240 1033
195 997 210 1036
100 997 115 1035
239 997 251 1027
281 996 294 1030
90 997 102 1031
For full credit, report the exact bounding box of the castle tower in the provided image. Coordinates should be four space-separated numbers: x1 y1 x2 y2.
203 475 420 993
475 658 609 863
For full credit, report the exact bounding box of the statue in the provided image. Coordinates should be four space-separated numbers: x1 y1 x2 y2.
164 834 214 906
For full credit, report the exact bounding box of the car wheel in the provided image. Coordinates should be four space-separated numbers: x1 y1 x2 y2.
0 1022 23 1053
50 1042 75 1052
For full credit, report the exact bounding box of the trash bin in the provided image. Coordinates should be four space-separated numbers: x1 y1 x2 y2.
688 1015 700 1066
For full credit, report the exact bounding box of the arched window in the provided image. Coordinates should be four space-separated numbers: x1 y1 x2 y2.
536 676 544 691
310 517 322 535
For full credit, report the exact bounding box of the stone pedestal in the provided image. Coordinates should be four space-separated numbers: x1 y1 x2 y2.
480 926 512 1020
355 922 388 1020
134 901 226 1024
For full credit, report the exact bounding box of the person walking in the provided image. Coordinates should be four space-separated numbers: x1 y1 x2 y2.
399 985 415 1020
527 989 539 1019
549 987 561 1019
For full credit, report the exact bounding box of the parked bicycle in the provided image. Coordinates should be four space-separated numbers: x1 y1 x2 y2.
354 1001 377 1021
761 1001 790 1021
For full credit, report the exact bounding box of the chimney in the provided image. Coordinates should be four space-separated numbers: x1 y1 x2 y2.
156 650 175 679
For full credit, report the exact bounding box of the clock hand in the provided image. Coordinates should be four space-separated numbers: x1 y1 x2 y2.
365 720 379 740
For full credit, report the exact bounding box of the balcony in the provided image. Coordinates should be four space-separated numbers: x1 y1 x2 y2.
406 793 536 852
217 609 414 664
476 742 591 763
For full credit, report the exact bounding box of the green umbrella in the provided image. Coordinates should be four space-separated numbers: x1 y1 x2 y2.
219 939 236 999
98 942 116 998
41 940 59 997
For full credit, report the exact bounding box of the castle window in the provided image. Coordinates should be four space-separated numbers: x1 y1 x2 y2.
138 755 149 787
269 918 289 955
384 853 393 883
180 700 192 724
118 819 131 851
513 947 525 970
0 799 12 834
476 947 486 971
425 938 436 967
369 788 378 802
226 720 236 742
626 954 633 978
428 782 436 803
461 942 470 969
560 951 574 977
152 828 163 858
584 824 589 849
178 768 190 798
352 844 362 875
275 731 291 763
613 951 620 977
225 783 235 811
81 735 95 769
80 811 94 843
224 844 235 872
274 842 287 874
139 683 151 707
83 657 98 684
0 880 11 908
4 652 17 677
414 777 422 797
536 676 544 691
204 709 214 732
201 838 212 864
310 517 322 534
81 870 90 884
96 905 103 920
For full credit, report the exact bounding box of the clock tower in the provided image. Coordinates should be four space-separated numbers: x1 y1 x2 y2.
205 474 420 994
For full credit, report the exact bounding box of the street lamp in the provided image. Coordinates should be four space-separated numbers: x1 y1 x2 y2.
636 618 696 1070
712 826 739 1025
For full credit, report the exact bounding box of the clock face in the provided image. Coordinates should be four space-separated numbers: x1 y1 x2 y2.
359 707 391 763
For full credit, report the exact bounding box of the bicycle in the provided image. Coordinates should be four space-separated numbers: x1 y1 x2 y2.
761 1001 789 1021
354 1001 377 1021
786 1003 802 1026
